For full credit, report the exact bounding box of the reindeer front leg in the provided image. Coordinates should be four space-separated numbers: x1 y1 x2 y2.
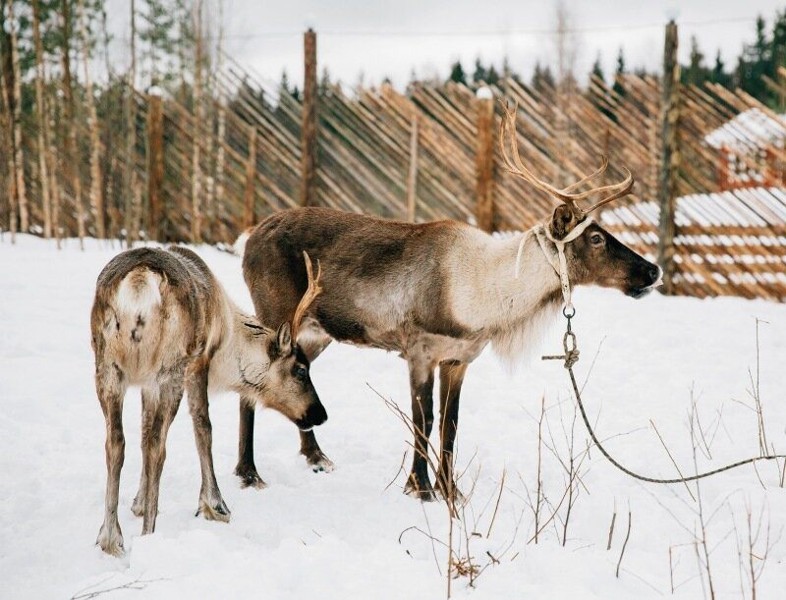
187 367 230 521
405 359 437 501
436 360 468 502
234 400 266 488
299 430 335 472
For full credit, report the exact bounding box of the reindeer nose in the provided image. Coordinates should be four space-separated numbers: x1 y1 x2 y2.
648 265 661 284
303 401 328 428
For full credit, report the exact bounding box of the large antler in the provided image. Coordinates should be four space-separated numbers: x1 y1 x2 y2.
291 251 322 342
499 102 634 216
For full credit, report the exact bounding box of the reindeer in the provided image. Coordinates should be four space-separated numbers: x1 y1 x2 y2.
237 106 662 501
91 245 326 556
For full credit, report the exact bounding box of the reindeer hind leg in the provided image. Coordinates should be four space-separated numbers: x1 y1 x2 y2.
131 388 154 517
95 362 128 556
140 374 183 535
436 360 468 504
404 359 437 501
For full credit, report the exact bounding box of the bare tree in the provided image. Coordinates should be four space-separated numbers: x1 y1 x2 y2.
7 0 27 234
191 0 205 243
552 0 578 188
214 0 227 241
0 2 16 240
125 0 140 247
77 0 104 239
32 0 53 238
60 0 85 247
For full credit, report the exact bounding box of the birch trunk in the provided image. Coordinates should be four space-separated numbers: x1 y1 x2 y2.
124 0 138 247
77 0 104 238
61 0 85 248
47 84 62 247
0 19 15 242
213 0 227 241
32 0 52 238
190 0 204 243
8 0 27 233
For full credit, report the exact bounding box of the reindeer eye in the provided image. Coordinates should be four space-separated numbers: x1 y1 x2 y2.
293 365 307 381
589 232 605 246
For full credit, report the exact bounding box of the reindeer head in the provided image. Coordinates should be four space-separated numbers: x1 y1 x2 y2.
238 253 327 430
500 104 662 298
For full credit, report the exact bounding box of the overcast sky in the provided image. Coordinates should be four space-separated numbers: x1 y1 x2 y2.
110 0 785 90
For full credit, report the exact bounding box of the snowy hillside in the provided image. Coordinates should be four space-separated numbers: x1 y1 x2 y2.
1 234 785 600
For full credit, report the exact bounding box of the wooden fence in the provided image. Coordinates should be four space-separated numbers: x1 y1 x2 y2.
2 29 786 302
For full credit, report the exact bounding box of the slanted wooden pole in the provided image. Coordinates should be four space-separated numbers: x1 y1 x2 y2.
243 124 257 229
406 117 418 222
300 28 318 207
475 90 496 232
657 20 680 294
147 93 164 240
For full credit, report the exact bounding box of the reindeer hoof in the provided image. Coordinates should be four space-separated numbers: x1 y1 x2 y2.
435 471 465 504
239 472 268 490
305 451 335 473
96 524 125 557
404 477 438 502
436 483 465 505
197 498 231 522
235 464 267 489
130 496 145 518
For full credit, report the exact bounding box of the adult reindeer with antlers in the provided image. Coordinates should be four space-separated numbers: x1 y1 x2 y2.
237 105 661 501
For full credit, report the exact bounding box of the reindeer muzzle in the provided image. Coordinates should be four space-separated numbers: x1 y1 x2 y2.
296 401 328 431
628 264 663 298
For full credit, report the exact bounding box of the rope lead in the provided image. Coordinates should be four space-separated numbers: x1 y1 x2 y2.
544 311 786 485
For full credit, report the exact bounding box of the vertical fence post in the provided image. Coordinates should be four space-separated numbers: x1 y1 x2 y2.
147 92 163 241
475 88 496 232
300 28 318 207
243 124 257 229
406 117 418 222
657 20 680 294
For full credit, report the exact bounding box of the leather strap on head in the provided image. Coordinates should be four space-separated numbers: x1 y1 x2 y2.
527 217 594 313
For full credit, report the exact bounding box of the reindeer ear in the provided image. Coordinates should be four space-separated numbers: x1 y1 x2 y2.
549 205 579 240
275 322 293 355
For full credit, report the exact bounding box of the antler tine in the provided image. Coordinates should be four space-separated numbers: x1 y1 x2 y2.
499 101 634 214
555 170 636 202
291 251 322 343
499 102 578 204
580 168 634 214
561 156 609 193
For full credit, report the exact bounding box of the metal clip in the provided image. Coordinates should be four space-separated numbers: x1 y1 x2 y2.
542 309 580 369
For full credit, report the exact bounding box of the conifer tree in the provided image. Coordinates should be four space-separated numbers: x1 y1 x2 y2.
448 60 466 85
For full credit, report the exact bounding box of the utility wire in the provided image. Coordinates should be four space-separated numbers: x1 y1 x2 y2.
235 15 758 39
112 14 760 42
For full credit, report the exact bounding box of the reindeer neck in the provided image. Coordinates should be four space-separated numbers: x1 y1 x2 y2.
449 227 562 333
209 299 266 393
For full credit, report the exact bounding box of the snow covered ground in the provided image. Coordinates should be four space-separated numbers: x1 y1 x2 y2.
1 233 785 600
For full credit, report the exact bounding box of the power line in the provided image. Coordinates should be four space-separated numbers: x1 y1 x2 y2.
110 14 760 43
218 15 759 40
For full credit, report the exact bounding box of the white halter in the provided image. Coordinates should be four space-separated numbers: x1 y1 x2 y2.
515 216 595 313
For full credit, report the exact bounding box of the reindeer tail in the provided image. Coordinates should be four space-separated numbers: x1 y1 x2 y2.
233 227 254 258
114 268 163 344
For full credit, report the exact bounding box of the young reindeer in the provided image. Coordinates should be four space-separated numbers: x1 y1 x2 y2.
91 246 326 556
238 105 661 501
